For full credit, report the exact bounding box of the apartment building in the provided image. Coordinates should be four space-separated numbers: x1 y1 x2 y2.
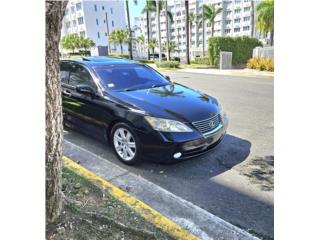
61 0 128 54
133 0 262 59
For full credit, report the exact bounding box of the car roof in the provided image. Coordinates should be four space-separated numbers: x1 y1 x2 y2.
61 56 138 68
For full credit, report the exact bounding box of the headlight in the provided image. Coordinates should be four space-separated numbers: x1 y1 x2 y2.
144 116 193 132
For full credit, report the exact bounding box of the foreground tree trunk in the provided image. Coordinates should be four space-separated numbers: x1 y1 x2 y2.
146 10 150 60
46 0 68 223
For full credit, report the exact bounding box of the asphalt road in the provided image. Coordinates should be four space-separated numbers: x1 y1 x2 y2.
64 71 274 239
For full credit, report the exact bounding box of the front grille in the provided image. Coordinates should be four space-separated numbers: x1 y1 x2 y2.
192 114 221 135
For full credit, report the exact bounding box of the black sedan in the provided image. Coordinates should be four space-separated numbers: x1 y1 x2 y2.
60 57 228 165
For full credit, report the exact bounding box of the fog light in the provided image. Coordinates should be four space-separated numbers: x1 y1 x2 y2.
173 152 182 159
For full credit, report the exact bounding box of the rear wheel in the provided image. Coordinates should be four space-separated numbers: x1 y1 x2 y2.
110 123 141 165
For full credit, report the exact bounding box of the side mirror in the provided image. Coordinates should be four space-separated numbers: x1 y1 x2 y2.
76 84 95 96
165 75 171 81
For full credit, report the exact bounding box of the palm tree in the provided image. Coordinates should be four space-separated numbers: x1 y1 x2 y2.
108 31 117 54
162 40 177 57
188 13 200 54
185 0 190 64
125 0 138 59
148 38 158 60
203 3 223 37
136 35 145 58
142 0 156 60
109 29 129 54
256 0 274 46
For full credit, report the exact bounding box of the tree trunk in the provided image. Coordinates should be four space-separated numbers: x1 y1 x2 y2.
120 44 123 54
185 1 190 64
270 30 274 46
211 21 214 37
125 0 133 59
46 0 68 224
202 7 205 57
165 1 170 61
156 0 162 62
146 11 150 60
250 0 255 37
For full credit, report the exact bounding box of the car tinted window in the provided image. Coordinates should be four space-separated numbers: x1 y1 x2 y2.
60 62 71 83
95 64 169 91
69 64 96 89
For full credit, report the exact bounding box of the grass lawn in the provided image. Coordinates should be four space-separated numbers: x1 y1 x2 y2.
46 167 173 240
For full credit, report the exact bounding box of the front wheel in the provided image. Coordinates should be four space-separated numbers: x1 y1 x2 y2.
110 123 141 165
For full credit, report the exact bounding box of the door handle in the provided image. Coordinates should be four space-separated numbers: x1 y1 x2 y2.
63 89 72 97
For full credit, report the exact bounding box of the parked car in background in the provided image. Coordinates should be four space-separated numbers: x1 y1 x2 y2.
60 57 228 165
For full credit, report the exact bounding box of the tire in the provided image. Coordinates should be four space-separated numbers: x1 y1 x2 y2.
110 122 141 165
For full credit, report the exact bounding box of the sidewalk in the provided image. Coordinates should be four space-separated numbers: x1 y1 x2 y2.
63 140 259 240
148 64 274 78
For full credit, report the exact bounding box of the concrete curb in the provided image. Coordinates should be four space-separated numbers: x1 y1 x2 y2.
63 156 199 240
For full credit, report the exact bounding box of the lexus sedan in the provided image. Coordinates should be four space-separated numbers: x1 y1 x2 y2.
60 57 228 165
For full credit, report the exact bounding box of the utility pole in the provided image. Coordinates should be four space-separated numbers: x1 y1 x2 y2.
125 0 133 59
156 0 162 62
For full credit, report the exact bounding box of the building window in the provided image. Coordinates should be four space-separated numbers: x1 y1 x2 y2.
225 20 231 24
244 16 250 22
111 8 113 14
243 26 250 31
96 18 99 25
64 8 69 16
244 7 250 12
78 17 84 25
235 8 241 14
225 29 231 34
71 6 75 13
234 27 240 32
80 31 85 36
234 18 241 23
112 20 114 27
104 20 106 23
102 6 105 10
73 20 76 27
94 4 97 11
66 21 71 28
97 32 100 38
225 11 231 16
105 32 107 36
76 3 82 11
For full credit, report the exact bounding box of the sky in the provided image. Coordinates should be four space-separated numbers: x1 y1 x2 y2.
128 0 146 26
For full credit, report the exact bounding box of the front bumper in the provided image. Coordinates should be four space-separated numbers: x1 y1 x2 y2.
135 114 229 163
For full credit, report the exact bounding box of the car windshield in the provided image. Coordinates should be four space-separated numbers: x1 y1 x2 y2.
94 64 170 92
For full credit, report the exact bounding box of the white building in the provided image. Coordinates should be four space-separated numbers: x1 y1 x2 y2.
133 0 263 60
61 0 128 55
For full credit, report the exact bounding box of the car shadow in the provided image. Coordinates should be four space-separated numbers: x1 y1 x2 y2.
136 134 251 178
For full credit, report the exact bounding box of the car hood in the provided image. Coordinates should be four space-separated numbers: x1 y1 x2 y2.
107 83 220 123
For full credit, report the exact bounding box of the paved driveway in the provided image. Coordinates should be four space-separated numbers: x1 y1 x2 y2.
64 72 274 239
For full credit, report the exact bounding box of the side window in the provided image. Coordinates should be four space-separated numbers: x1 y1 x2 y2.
60 62 71 84
69 64 96 89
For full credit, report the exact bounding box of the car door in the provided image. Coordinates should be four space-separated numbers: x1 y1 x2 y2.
62 62 105 135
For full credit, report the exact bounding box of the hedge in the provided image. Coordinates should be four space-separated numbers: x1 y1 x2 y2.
208 36 262 65
136 59 155 64
109 53 130 59
194 56 210 65
155 61 180 68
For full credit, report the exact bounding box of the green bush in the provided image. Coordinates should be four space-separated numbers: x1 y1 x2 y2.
109 53 130 59
136 59 155 64
208 36 262 65
194 56 210 65
155 61 180 68
170 57 180 62
247 57 274 72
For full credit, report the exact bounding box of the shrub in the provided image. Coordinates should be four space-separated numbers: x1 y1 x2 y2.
136 59 155 64
170 57 180 62
109 53 130 59
194 56 210 65
155 61 180 68
247 57 274 72
208 36 262 65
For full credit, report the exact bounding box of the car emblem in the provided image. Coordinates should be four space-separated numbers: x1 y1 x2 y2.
210 120 215 128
